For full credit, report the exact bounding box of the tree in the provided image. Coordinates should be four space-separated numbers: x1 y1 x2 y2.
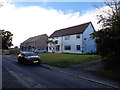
92 0 120 70
46 40 58 53
14 46 18 48
1 30 13 49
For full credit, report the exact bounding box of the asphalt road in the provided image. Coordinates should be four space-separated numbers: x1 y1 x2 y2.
2 55 110 88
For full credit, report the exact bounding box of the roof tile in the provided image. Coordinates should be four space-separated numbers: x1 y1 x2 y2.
49 22 91 38
22 34 48 44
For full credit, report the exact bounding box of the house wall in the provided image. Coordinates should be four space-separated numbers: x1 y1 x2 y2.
48 34 83 54
62 34 83 53
35 35 48 50
48 23 96 54
20 34 48 51
82 24 96 54
20 42 35 51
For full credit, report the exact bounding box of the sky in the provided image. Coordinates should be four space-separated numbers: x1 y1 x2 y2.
0 0 108 47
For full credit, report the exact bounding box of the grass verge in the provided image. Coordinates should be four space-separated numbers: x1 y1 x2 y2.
37 53 101 67
2 50 10 54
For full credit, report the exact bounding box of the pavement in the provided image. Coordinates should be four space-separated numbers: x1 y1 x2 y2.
6 54 120 89
41 60 120 89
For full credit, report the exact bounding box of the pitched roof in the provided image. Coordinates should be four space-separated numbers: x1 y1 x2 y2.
49 22 91 38
22 34 48 44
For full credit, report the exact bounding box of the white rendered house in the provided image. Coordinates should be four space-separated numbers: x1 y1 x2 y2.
48 22 96 54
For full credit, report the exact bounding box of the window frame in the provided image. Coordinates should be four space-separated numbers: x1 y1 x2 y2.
76 45 81 51
56 45 60 51
65 35 70 40
76 34 81 39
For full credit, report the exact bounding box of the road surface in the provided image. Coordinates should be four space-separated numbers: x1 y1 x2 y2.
2 55 110 88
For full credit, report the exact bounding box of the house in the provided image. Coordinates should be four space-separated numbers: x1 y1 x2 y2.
48 22 96 54
20 34 48 51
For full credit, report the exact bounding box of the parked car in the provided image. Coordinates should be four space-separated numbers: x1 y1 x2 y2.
34 49 47 53
18 52 41 64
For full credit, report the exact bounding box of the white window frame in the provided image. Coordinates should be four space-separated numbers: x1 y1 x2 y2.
65 35 70 40
76 34 81 39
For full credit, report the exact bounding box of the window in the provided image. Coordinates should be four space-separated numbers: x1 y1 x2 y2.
76 45 81 50
84 38 87 40
64 45 71 50
76 34 81 39
56 45 60 51
49 47 52 50
25 53 36 56
65 36 70 40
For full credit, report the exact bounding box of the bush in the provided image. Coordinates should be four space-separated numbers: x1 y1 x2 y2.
102 56 120 70
97 69 120 82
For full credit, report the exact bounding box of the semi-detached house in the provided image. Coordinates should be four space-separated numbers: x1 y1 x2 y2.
20 34 48 51
48 22 96 54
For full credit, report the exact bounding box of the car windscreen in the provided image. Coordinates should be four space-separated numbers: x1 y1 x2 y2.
25 53 36 56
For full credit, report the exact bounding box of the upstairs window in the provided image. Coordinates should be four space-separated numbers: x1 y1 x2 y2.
65 35 70 40
76 34 81 39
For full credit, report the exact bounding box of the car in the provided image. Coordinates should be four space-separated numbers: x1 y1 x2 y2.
34 49 47 53
18 52 41 64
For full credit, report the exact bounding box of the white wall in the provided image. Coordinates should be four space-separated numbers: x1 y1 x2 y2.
48 34 83 54
62 34 83 54
82 24 96 54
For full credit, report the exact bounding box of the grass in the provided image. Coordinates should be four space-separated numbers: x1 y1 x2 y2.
37 53 101 67
2 48 20 55
2 50 10 54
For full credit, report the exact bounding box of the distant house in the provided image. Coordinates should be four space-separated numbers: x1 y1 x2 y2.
48 22 96 54
20 34 48 51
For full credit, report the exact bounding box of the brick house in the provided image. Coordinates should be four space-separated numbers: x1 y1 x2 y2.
20 34 48 51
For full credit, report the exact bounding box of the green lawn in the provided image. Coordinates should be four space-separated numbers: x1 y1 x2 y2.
37 53 101 67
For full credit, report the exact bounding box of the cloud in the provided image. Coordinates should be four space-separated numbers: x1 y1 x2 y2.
0 1 107 47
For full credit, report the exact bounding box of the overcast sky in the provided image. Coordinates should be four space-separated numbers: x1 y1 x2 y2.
0 0 109 47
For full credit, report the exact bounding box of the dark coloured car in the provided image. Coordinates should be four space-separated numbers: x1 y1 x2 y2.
18 52 41 64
